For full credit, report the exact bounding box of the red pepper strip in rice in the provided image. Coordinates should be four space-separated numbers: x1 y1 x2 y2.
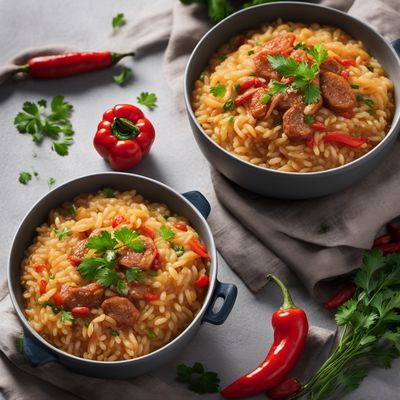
323 132 367 148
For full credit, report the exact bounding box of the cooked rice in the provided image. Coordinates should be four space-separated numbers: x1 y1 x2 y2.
192 19 395 172
20 189 209 361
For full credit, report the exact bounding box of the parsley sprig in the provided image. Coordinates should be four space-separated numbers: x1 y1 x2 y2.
292 250 400 399
78 227 145 290
137 92 157 110
266 44 328 105
113 67 132 85
14 96 74 156
176 362 220 394
112 13 125 30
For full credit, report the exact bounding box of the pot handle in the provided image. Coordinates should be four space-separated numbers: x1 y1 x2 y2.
202 280 237 325
22 333 58 366
391 39 400 55
182 191 211 219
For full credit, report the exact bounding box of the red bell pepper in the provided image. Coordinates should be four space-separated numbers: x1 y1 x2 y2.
194 275 210 289
237 78 266 94
323 132 367 148
340 59 357 67
71 306 91 316
311 122 326 132
341 70 350 79
174 223 188 232
35 264 47 273
111 215 127 228
139 225 156 239
93 104 155 170
39 280 47 295
306 136 315 149
144 292 159 301
189 238 209 259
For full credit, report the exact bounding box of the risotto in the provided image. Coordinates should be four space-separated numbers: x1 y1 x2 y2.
192 20 395 172
20 188 210 361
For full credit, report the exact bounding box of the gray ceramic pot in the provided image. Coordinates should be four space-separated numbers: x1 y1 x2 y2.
8 172 237 378
184 2 400 199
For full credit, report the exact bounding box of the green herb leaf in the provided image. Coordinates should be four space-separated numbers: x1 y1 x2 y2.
47 177 56 189
198 73 205 83
247 50 255 56
146 328 157 340
137 92 158 110
19 171 32 185
77 257 108 280
159 225 175 241
307 43 328 65
113 67 132 85
96 267 119 287
43 300 60 314
49 95 73 121
103 187 115 198
110 329 119 336
366 64 374 72
223 99 235 111
210 84 226 98
126 267 145 282
356 95 375 111
112 13 125 29
304 114 314 124
127 240 145 252
302 83 321 105
86 231 118 254
176 362 220 394
114 226 139 245
147 270 157 277
294 42 308 50
172 244 185 257
351 83 360 89
69 204 77 217
233 83 240 93
267 54 298 77
59 311 74 324
54 227 72 240
115 279 128 295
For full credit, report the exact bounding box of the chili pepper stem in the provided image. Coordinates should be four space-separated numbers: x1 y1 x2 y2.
266 274 297 310
15 65 30 73
110 52 135 64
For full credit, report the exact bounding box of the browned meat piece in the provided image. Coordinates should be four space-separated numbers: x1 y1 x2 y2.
71 239 87 260
320 71 356 112
253 52 280 81
320 58 344 75
61 283 105 310
128 281 147 301
290 49 309 63
248 88 267 119
278 91 303 110
282 103 313 139
265 94 284 119
117 236 157 270
263 33 295 55
101 296 140 328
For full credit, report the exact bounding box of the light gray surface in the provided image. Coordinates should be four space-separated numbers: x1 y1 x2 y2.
0 1 398 399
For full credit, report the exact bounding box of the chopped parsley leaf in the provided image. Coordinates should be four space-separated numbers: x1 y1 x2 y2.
366 64 374 72
103 187 115 198
54 227 72 240
48 177 56 189
210 84 226 98
351 83 360 89
113 67 132 86
59 311 74 324
126 267 145 282
115 279 128 295
304 114 314 124
294 42 308 50
223 99 235 111
19 171 32 185
146 329 157 340
233 83 240 93
137 92 158 110
172 244 185 257
356 95 375 111
176 362 220 394
247 50 255 56
159 225 175 241
112 13 125 29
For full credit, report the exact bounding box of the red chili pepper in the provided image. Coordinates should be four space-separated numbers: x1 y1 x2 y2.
340 59 357 67
266 377 302 399
144 292 159 301
111 215 127 228
340 111 353 119
52 292 65 308
221 275 309 398
68 256 81 267
306 136 314 149
39 280 47 295
93 104 155 170
323 132 367 148
373 233 391 247
174 223 188 232
189 238 209 259
235 89 258 106
71 306 91 316
35 264 47 273
324 283 357 309
311 122 326 132
152 251 162 270
374 242 400 254
139 225 155 239
16 51 134 79
387 222 400 241
340 70 350 79
194 275 210 289
237 78 261 93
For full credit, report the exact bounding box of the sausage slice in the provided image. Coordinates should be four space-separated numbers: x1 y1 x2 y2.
320 58 344 75
61 283 104 310
248 88 267 119
101 296 140 328
253 52 280 81
117 236 157 270
262 33 295 55
282 103 313 139
320 71 356 112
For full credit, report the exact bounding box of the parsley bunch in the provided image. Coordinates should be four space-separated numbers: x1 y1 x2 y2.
14 96 75 156
265 44 328 105
176 362 220 394
77 227 145 293
292 250 400 400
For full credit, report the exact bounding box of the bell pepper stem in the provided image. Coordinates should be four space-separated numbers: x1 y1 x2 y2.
110 52 135 64
111 117 140 140
267 274 297 310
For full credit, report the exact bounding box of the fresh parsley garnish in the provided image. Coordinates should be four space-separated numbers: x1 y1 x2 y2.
112 13 125 29
233 83 240 93
351 83 359 89
294 42 308 50
19 171 32 185
14 96 75 156
223 99 235 111
295 250 400 399
126 267 144 282
210 84 226 98
103 187 115 198
172 244 185 257
59 311 74 324
356 95 375 111
146 328 157 340
116 279 128 295
68 204 77 217
43 301 60 314
366 64 374 72
110 329 119 336
54 227 72 240
307 43 328 65
304 114 314 124
247 50 255 56
86 231 118 254
147 270 157 277
260 80 289 105
176 362 220 394
137 92 158 110
113 67 132 85
114 226 144 252
159 225 175 241
48 177 56 189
